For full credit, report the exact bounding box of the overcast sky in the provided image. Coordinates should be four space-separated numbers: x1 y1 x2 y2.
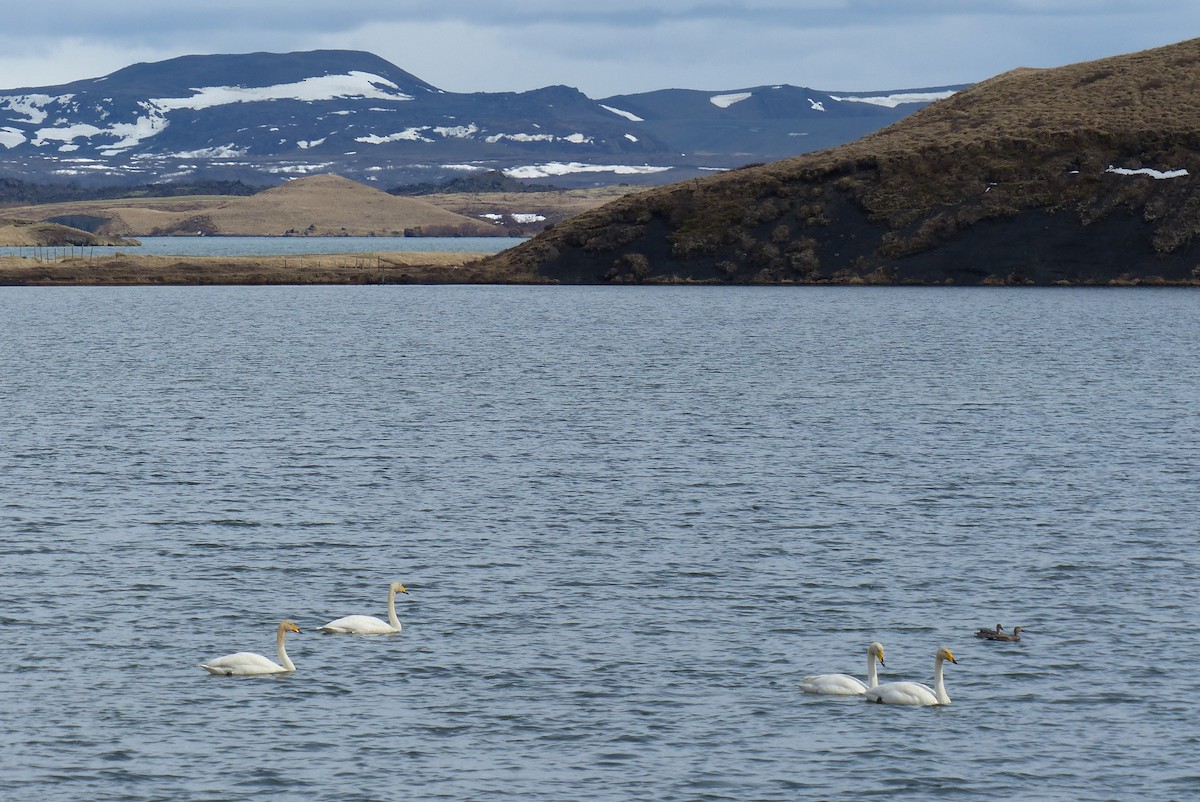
3 2 1198 97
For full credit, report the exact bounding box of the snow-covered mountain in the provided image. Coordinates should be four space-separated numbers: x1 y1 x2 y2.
0 50 962 188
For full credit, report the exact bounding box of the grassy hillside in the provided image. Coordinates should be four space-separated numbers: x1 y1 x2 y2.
480 39 1200 285
0 218 135 247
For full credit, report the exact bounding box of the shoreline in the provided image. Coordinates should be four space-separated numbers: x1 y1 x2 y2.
0 251 548 286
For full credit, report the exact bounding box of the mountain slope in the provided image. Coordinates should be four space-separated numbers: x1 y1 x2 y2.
0 50 957 189
479 38 1200 285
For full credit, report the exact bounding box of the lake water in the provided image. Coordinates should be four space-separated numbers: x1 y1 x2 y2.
1 286 1197 801
0 235 526 258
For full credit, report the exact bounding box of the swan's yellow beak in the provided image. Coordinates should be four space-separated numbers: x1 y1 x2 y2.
399 584 409 594
945 649 957 664
289 623 301 634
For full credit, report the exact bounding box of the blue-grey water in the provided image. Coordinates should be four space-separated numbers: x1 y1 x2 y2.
1 286 1197 801
0 235 525 258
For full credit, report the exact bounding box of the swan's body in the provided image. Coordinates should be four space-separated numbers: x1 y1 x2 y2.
863 646 957 706
317 581 408 635
800 642 886 695
974 624 1004 638
201 620 300 676
986 626 1024 642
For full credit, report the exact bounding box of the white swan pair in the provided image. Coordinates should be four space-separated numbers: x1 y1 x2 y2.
200 581 408 676
802 643 958 705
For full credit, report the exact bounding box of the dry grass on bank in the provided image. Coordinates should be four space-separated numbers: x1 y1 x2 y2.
0 250 545 285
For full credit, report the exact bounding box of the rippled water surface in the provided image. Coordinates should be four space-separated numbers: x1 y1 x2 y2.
1 286 1197 801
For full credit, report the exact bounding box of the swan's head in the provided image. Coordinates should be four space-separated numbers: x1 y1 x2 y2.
994 624 1004 632
868 642 885 665
937 646 957 664
280 620 301 634
1011 626 1023 635
390 581 409 594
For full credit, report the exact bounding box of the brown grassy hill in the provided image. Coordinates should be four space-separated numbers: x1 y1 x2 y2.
480 39 1200 285
3 175 504 238
0 218 135 247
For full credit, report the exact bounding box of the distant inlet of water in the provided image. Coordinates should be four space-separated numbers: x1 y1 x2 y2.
0 235 526 259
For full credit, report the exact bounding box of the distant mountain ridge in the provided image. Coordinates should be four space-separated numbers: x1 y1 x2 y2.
0 49 961 189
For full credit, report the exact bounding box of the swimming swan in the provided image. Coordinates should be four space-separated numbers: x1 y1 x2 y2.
201 620 301 676
863 646 957 706
800 642 886 695
974 624 1004 638
317 581 408 635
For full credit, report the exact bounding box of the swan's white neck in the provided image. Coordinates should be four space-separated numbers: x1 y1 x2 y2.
276 625 296 672
933 656 950 705
386 587 401 630
866 652 879 688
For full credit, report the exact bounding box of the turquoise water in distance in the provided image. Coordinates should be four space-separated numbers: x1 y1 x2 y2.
0 285 1197 801
0 235 526 258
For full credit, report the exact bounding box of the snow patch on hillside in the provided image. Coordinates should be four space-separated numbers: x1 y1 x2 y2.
504 162 672 179
602 104 644 122
710 92 752 109
151 72 413 112
0 93 70 125
1106 165 1188 179
829 90 957 108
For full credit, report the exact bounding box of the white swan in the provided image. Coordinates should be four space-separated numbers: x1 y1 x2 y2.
316 581 408 635
863 646 957 706
800 642 886 695
201 620 301 676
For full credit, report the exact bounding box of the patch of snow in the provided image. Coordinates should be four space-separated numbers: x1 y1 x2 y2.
0 127 26 148
356 127 434 144
171 145 248 158
297 137 327 149
433 123 479 139
151 72 413 113
33 123 106 147
625 133 639 143
485 131 592 145
1 93 71 125
710 92 752 109
601 104 644 122
267 162 334 174
1106 165 1188 179
486 132 554 143
440 164 486 172
504 162 672 179
512 213 546 223
829 90 957 108
480 213 504 221
808 98 826 112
